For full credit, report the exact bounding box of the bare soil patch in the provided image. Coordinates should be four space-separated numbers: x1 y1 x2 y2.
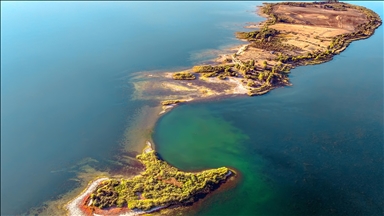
273 4 368 31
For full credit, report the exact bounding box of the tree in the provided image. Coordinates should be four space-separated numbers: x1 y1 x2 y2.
249 59 255 66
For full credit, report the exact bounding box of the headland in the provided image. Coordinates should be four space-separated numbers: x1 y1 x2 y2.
66 2 381 215
131 1 381 111
66 142 234 216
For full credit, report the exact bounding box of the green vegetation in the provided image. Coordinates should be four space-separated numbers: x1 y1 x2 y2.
239 58 292 96
261 3 273 15
236 27 279 41
192 65 220 73
193 64 237 79
251 39 302 52
168 2 381 98
161 100 185 106
87 151 232 211
172 72 196 80
240 3 378 96
192 64 233 73
236 26 302 53
72 3 382 215
321 3 348 11
218 74 227 80
262 60 267 69
201 72 219 78
260 2 382 67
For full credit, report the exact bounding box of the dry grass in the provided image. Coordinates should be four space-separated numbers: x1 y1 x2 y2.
270 23 350 54
273 4 368 31
236 46 280 66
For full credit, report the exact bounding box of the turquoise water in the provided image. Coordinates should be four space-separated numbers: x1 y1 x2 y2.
154 2 383 215
0 2 263 215
2 1 382 215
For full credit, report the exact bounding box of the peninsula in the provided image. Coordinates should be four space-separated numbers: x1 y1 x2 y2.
129 1 381 110
66 2 381 215
66 143 233 215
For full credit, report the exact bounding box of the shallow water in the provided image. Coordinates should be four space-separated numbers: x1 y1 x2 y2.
153 2 383 215
1 1 382 215
1 2 263 214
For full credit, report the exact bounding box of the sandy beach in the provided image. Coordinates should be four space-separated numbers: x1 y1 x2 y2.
65 177 108 216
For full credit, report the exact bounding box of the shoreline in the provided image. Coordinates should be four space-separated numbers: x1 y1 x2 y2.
65 177 109 216
65 145 236 216
65 2 382 215
145 1 381 102
64 175 166 216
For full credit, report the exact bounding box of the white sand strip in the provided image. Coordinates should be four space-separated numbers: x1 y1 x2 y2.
65 177 108 216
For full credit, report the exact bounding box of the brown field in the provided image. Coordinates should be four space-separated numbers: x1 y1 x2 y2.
236 46 279 67
272 4 368 31
270 23 348 53
235 3 374 63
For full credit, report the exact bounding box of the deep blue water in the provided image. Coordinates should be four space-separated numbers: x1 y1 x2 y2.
153 1 383 216
1 1 382 215
1 2 262 214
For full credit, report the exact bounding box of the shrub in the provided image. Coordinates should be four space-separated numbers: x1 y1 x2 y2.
172 72 196 80
88 151 232 211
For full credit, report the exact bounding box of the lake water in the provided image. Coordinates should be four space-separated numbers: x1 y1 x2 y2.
153 1 383 216
1 1 263 215
1 1 382 215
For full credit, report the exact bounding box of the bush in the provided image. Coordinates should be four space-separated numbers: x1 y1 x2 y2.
88 151 233 211
172 72 196 80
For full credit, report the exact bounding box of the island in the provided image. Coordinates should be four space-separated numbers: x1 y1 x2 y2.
66 1 381 215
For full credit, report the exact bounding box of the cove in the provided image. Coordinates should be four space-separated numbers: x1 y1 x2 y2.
153 2 383 215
